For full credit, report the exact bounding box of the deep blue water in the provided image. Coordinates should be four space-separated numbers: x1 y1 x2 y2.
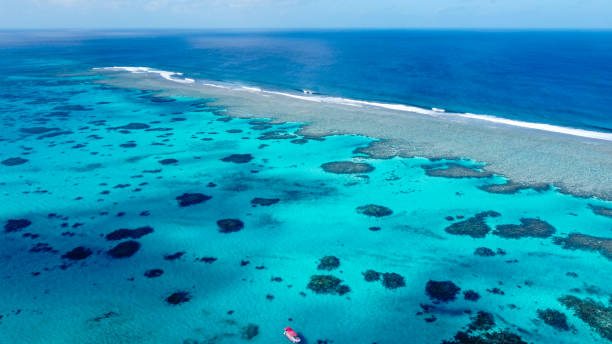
1 29 612 131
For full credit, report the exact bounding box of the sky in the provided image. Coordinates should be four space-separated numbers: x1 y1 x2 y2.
1 0 611 29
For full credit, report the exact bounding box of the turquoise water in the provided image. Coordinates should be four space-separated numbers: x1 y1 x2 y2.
1 60 612 343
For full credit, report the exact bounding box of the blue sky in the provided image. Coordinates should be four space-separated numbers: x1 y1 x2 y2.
1 0 611 29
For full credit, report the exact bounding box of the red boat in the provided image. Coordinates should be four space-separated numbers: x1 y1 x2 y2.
283 327 301 343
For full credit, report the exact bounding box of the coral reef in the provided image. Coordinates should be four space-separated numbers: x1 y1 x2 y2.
107 240 140 258
317 256 340 271
382 272 406 289
426 280 461 302
356 204 393 217
493 218 555 239
217 219 244 233
321 161 375 174
537 308 570 331
4 219 32 232
221 154 254 163
423 163 493 179
166 291 191 305
307 275 350 295
554 233 612 260
105 226 153 240
559 295 612 341
176 193 212 207
62 246 93 260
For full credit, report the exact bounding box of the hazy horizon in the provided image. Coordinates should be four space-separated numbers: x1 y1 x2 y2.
1 0 611 29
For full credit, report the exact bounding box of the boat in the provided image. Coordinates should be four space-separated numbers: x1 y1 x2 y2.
283 327 301 343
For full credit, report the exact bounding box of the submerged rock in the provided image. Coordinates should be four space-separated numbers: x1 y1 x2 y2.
423 163 493 179
559 295 612 340
382 272 406 289
307 275 350 295
166 291 191 305
444 212 499 238
493 218 555 239
159 158 178 165
144 269 164 278
105 226 153 241
62 246 93 260
220 154 254 163
2 157 28 166
317 256 340 271
321 161 375 174
363 270 381 282
250 198 280 206
107 241 140 258
4 219 32 232
217 219 244 233
114 123 150 130
425 280 461 302
164 252 185 260
176 193 212 207
241 323 259 340
554 233 612 261
356 204 393 217
537 308 570 331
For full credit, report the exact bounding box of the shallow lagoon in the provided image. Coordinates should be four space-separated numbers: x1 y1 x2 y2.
1 68 612 344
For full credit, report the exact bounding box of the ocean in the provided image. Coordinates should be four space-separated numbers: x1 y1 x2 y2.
0 30 612 344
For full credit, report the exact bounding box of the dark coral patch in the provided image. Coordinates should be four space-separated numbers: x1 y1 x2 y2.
106 226 153 241
363 270 381 282
537 308 570 331
554 233 612 261
2 157 28 166
589 204 612 218
220 154 254 163
356 204 393 217
62 246 93 260
382 272 406 289
474 247 496 257
307 275 350 295
4 219 32 232
116 123 150 130
20 127 58 134
144 269 164 278
442 311 527 344
176 193 212 207
164 252 185 260
423 163 493 179
159 158 178 165
425 280 461 302
559 295 612 340
217 219 244 233
251 198 280 206
321 161 375 174
463 290 481 301
317 256 340 271
444 213 494 238
241 324 259 340
107 241 140 258
493 218 555 239
166 291 191 305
